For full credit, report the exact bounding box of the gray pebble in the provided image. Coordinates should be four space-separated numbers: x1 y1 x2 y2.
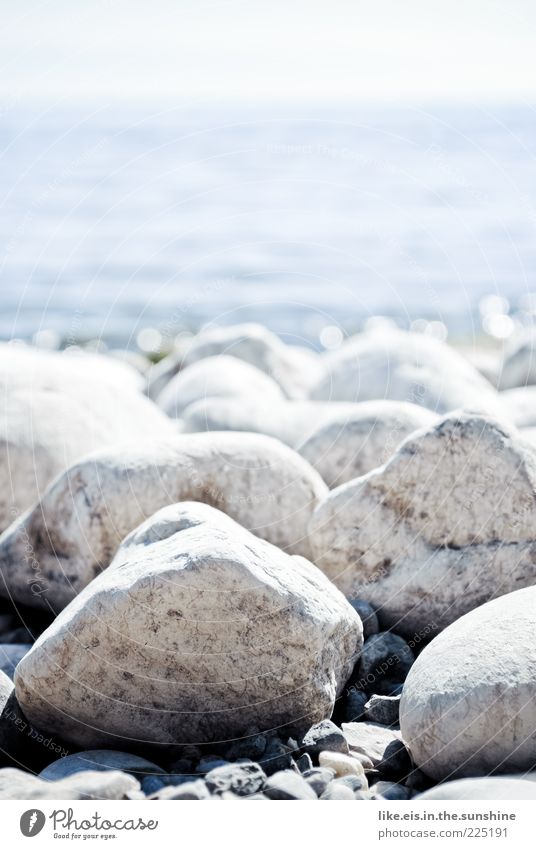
320 783 355 800
332 774 368 793
303 767 335 797
259 738 293 775
224 734 267 762
364 693 401 726
299 719 348 759
358 632 414 691
369 780 413 800
296 752 313 773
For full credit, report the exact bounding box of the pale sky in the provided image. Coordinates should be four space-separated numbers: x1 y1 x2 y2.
1 0 535 103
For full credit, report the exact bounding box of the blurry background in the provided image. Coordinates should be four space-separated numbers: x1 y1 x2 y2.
1 0 535 352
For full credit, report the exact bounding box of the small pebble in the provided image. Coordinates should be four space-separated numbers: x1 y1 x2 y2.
369 780 412 800
320 783 355 800
150 779 210 800
303 767 335 797
364 693 401 726
264 770 317 800
299 719 348 758
318 750 365 778
296 752 313 774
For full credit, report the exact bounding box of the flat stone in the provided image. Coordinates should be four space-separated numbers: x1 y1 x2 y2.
342 722 407 773
318 751 365 778
264 770 317 800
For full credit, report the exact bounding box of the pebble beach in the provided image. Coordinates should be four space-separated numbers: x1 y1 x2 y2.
2 321 536 801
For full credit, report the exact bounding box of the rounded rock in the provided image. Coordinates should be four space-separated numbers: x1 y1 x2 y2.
309 411 536 636
0 432 327 610
156 355 284 418
15 502 362 750
299 401 436 487
400 587 536 781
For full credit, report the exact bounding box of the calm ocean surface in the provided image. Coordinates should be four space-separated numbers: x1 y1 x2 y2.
1 102 535 346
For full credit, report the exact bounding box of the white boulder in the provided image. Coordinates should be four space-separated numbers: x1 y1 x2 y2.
183 323 320 398
15 502 362 750
156 355 284 418
299 401 436 487
308 329 503 415
309 411 536 635
183 398 366 449
0 343 175 530
416 777 536 800
0 432 327 609
400 587 536 780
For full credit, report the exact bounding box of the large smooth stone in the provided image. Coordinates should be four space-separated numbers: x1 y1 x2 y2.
0 767 139 799
156 355 284 418
299 401 436 487
40 751 165 780
0 343 175 530
182 323 319 399
0 432 327 610
309 412 536 635
400 587 536 781
308 329 503 415
416 777 536 800
15 502 362 750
